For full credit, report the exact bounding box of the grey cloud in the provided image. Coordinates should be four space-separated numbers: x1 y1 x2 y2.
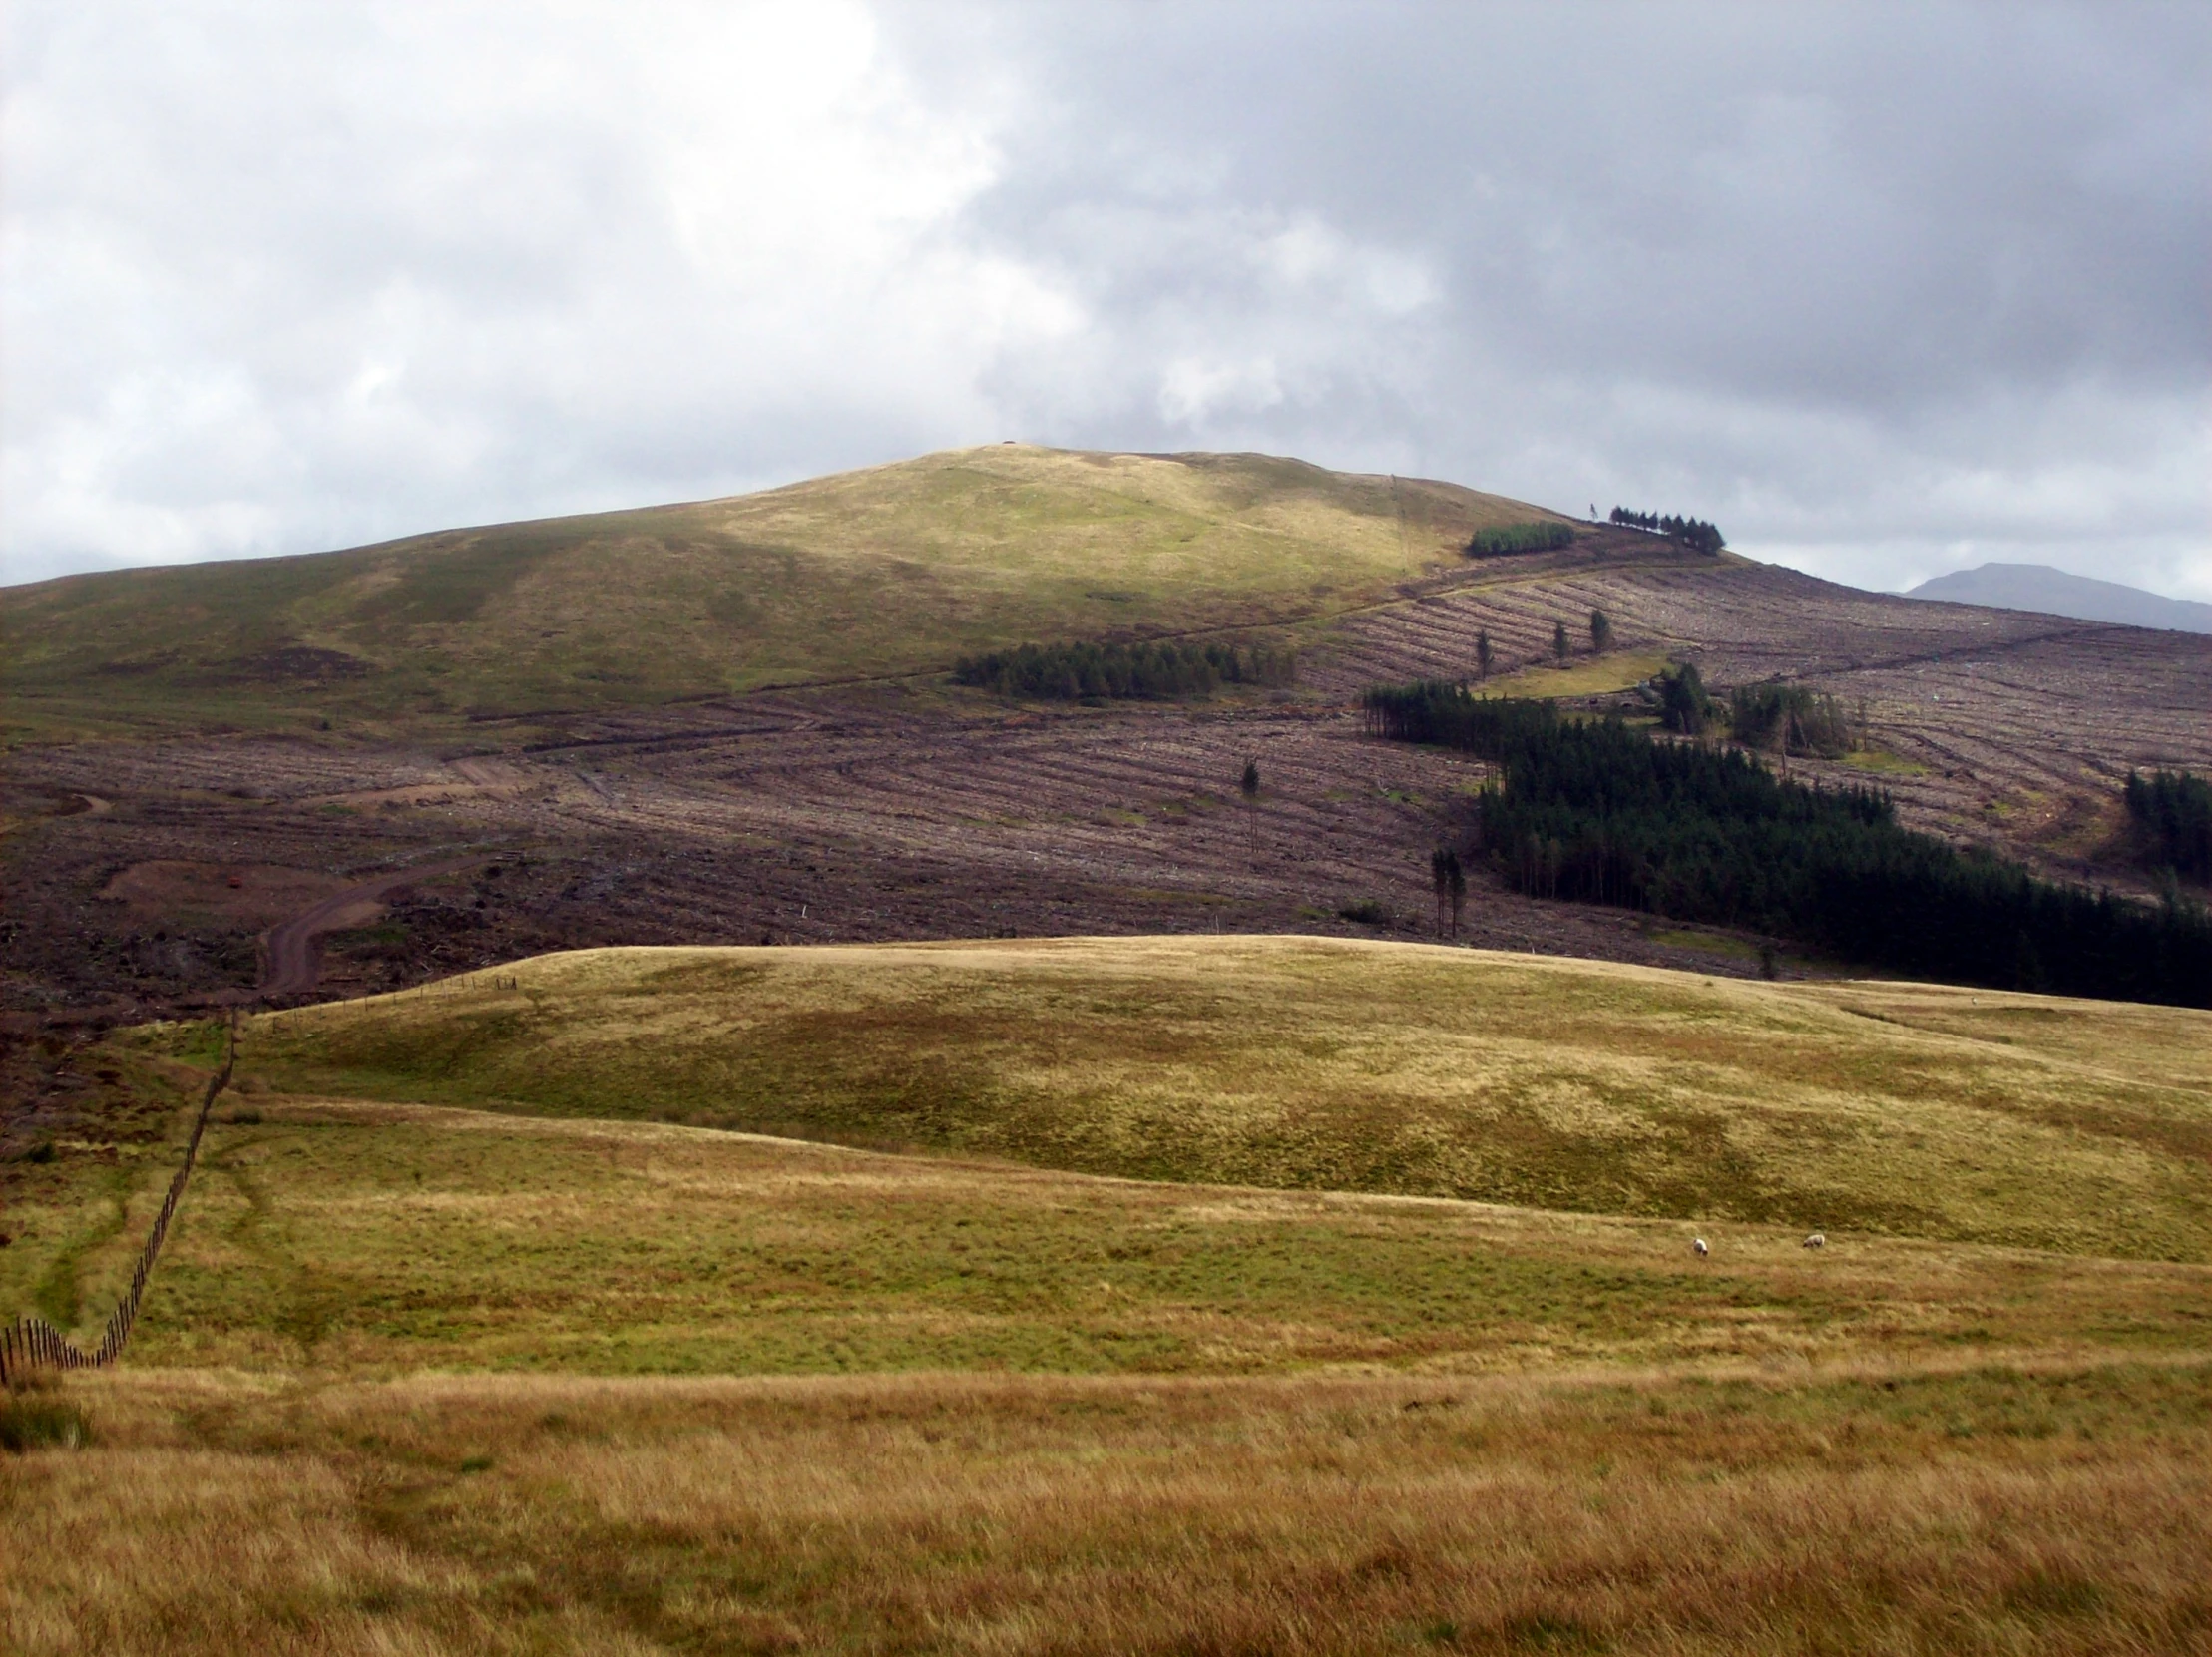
914 2 2210 596
950 3 2208 391
5 1 2206 601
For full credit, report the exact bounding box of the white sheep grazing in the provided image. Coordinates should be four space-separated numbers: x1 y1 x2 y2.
1803 1232 1827 1250
1692 1237 1709 1257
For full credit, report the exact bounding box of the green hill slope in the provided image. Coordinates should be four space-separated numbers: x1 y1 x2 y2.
2 446 1565 739
184 935 2212 1262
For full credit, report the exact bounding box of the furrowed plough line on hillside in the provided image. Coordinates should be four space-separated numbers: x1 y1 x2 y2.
1 1014 236 1385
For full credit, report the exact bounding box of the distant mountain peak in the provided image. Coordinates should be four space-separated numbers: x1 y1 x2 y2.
1905 562 2212 634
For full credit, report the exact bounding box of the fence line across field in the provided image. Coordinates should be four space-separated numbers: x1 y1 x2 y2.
5 970 524 1386
1 1013 236 1386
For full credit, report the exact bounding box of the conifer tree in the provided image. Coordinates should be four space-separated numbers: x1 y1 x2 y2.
1552 620 1569 662
1240 759 1261 855
1477 630 1495 679
1589 609 1613 652
1656 661 1713 736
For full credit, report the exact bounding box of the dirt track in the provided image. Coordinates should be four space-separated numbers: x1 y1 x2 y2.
257 857 485 997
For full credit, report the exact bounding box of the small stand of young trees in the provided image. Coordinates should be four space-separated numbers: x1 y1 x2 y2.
1466 522 1575 557
1589 609 1613 652
1728 683 1853 760
954 638 1294 701
1647 664 1852 758
1608 508 1726 555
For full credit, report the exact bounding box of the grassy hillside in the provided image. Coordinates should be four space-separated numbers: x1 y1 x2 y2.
29 1091 2210 1379
155 935 2212 1262
0 447 1567 740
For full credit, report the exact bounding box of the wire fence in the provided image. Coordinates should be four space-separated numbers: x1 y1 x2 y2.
1 1013 237 1387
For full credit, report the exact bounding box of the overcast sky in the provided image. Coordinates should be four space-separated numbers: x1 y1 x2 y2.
6 1 2207 598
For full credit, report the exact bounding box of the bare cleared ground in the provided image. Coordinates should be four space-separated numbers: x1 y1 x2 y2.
5 540 2207 1052
1325 541 2212 867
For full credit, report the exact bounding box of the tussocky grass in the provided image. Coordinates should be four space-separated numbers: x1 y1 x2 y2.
4 1359 2208 1655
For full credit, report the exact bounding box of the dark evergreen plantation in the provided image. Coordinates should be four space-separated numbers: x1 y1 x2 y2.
1465 522 1576 556
954 638 1295 701
2126 769 2212 884
1364 682 2212 1007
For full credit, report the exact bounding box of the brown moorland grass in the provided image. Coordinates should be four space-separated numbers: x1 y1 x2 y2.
166 936 2212 1263
6 1360 2209 1655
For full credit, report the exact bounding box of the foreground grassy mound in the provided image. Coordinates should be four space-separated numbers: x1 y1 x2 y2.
1 446 1564 739
188 936 2212 1261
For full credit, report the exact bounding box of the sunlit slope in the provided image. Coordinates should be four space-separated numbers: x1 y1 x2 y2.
1 446 1562 735
213 935 2212 1261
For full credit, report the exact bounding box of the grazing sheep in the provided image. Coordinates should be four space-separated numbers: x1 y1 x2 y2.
1692 1237 1709 1257
1803 1232 1827 1250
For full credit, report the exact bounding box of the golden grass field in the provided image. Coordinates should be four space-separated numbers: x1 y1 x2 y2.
7 938 2211 1653
10 1360 2209 1656
1 446 1565 740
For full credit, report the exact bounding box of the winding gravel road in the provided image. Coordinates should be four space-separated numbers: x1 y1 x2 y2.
257 857 483 997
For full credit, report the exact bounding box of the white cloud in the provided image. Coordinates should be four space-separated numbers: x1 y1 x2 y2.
0 0 1077 581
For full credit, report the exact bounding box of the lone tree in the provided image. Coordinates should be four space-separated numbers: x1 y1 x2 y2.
1476 629 1495 679
1589 608 1613 652
1430 846 1468 938
1552 619 1569 662
1240 758 1260 854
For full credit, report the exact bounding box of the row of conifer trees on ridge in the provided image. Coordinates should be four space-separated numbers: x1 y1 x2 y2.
1608 508 1725 554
